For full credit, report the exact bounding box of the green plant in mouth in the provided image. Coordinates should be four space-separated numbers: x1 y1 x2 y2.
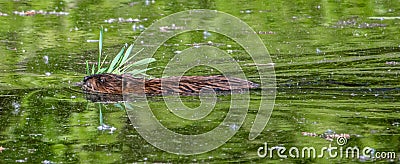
85 26 156 76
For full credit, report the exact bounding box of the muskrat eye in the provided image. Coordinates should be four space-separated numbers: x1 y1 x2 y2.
100 77 106 83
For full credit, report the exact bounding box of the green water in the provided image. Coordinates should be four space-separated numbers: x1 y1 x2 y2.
0 0 399 163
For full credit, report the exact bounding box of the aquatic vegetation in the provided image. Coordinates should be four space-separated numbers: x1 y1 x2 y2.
85 26 156 76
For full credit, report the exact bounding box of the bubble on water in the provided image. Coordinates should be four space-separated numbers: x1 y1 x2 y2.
230 124 239 131
12 104 20 115
316 48 322 54
43 56 49 64
203 31 211 39
132 24 137 31
12 101 20 110
138 25 145 31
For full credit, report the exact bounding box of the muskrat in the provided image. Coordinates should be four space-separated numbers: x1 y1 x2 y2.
81 73 259 96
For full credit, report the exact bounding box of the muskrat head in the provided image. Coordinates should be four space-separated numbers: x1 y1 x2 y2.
81 74 123 94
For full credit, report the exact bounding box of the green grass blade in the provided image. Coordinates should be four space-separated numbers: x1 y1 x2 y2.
126 68 153 76
97 68 108 74
119 44 134 66
123 48 144 66
98 26 103 71
124 102 133 110
86 60 89 75
107 46 126 73
114 103 124 110
131 58 156 66
99 53 108 69
99 103 103 125
92 64 95 75
120 58 156 71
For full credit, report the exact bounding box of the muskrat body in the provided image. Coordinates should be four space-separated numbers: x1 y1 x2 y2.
81 73 259 96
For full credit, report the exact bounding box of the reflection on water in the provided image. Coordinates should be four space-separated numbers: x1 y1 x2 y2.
0 0 399 163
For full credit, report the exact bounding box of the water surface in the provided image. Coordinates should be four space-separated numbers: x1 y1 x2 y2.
0 0 399 163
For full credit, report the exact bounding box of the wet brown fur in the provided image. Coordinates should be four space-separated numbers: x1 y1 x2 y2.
81 73 259 96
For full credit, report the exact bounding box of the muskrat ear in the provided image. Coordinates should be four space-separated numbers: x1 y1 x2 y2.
83 76 90 82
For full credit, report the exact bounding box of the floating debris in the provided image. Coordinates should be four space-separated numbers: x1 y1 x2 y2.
42 160 54 164
104 17 141 23
302 130 351 141
97 124 117 133
333 16 386 28
240 9 252 14
358 22 386 28
301 132 318 137
145 0 155 6
159 24 185 32
0 12 8 16
173 50 182 54
86 40 99 43
392 122 400 126
258 10 272 13
369 16 400 20
386 61 399 65
12 10 69 16
258 31 275 35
